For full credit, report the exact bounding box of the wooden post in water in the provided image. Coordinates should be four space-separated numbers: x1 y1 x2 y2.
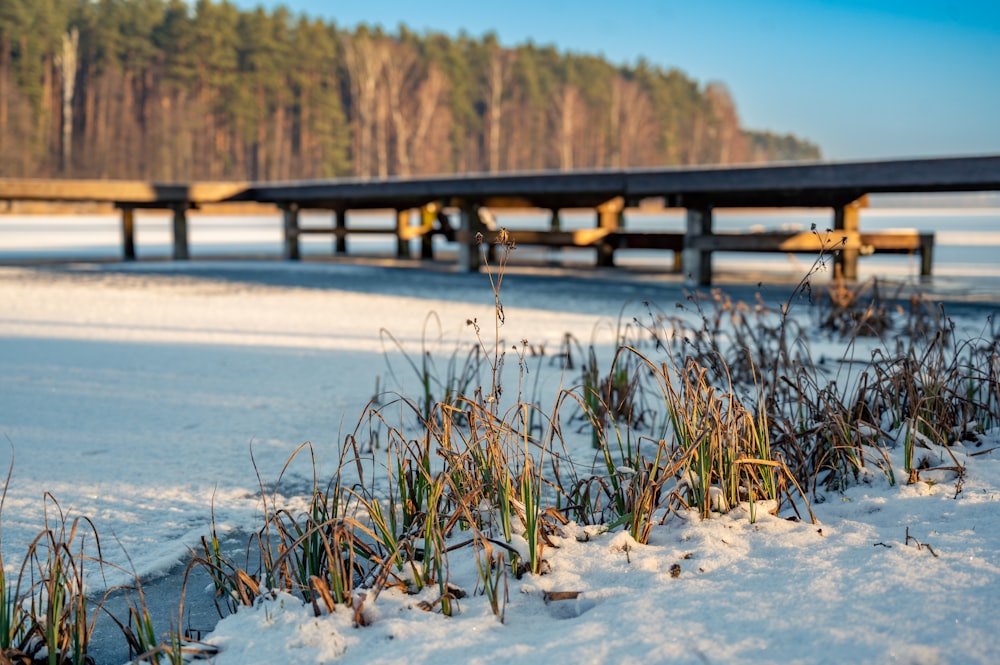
458 204 486 271
171 204 190 260
920 233 934 277
548 207 562 265
419 203 438 259
120 206 136 261
596 197 623 267
396 209 411 258
683 204 713 286
334 208 347 254
436 209 456 242
833 196 866 280
282 203 300 260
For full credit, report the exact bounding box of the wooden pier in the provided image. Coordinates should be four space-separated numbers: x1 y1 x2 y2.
2 155 999 285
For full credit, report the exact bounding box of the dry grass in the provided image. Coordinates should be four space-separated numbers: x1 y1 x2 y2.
0 490 130 665
162 246 1000 645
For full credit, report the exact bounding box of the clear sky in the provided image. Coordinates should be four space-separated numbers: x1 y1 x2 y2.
227 0 1000 162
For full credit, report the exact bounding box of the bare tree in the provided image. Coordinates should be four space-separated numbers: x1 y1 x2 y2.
383 39 417 176
55 28 78 173
381 38 450 176
612 76 657 167
408 62 447 174
557 84 581 170
705 82 748 164
485 44 513 172
343 31 387 176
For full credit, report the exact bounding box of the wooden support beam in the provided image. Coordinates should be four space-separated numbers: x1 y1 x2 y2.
419 203 438 259
604 232 683 251
857 231 928 251
334 208 347 254
687 231 857 252
171 204 190 260
683 205 713 286
319 227 409 236
833 195 867 280
121 206 136 261
396 209 411 258
394 225 438 241
497 229 612 246
595 197 624 267
685 230 930 255
547 207 563 265
282 203 300 260
457 204 487 271
437 210 456 242
479 196 535 209
920 233 934 276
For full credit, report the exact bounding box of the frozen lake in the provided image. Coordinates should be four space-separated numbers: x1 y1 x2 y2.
1 211 1000 663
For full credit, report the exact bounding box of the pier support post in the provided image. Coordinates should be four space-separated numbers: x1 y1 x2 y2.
548 208 562 265
596 197 624 267
683 204 713 286
437 209 456 242
334 208 347 254
120 206 136 261
171 204 190 260
458 204 486 271
920 233 934 277
282 203 301 260
834 196 866 280
419 203 438 259
396 209 412 258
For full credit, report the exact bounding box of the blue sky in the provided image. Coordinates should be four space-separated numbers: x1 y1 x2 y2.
228 0 1000 161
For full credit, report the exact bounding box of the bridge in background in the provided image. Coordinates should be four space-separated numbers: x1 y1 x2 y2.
2 155 999 285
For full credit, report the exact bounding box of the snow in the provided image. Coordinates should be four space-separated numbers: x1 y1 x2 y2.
206 478 1000 665
2 257 999 664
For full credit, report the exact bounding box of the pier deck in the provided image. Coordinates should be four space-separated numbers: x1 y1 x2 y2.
2 155 998 285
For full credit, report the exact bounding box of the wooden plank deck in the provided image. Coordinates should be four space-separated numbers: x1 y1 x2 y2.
0 178 248 205
1 155 998 283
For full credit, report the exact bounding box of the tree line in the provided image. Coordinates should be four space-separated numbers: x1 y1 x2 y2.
0 0 821 182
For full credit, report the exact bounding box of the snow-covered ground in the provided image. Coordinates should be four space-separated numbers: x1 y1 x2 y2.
2 247 999 663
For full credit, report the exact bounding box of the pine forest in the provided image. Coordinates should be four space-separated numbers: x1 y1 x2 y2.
0 0 822 182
